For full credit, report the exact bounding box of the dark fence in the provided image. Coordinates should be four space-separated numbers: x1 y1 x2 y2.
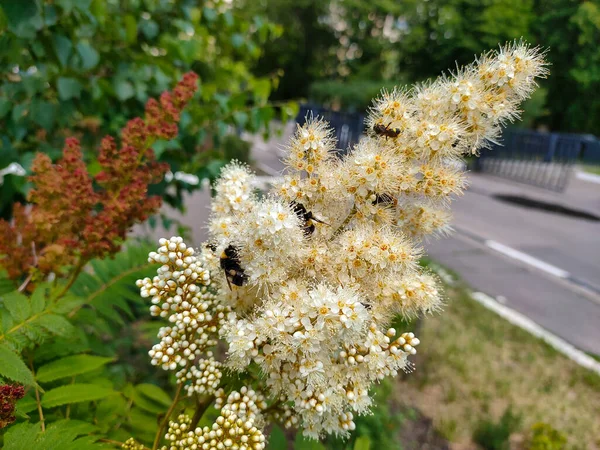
476 129 589 191
296 104 365 153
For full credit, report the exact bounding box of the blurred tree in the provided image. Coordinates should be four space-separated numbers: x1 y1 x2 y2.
0 0 297 218
236 0 338 101
394 0 535 81
534 0 600 134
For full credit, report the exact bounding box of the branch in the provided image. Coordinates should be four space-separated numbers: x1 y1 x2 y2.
152 383 184 450
29 359 45 432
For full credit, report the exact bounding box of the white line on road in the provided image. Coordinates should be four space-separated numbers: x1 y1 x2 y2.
576 170 600 185
471 291 600 375
484 240 570 279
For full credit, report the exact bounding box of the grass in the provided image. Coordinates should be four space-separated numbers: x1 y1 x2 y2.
395 277 600 449
580 164 600 176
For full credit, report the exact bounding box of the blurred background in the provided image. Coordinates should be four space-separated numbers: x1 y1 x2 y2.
1 0 599 448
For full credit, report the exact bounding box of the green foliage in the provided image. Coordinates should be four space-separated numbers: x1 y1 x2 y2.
0 242 180 447
0 0 295 218
41 384 115 409
526 423 567 450
36 355 114 383
473 407 522 450
3 420 111 449
309 79 400 112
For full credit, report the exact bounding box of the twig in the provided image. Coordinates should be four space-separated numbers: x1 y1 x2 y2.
29 359 45 432
152 383 184 450
190 394 215 429
54 259 85 300
17 274 33 293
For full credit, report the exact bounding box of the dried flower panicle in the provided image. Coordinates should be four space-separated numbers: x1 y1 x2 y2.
0 384 25 429
139 42 546 444
0 73 198 283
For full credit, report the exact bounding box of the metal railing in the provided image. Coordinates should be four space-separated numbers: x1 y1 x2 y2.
476 129 584 192
296 104 365 153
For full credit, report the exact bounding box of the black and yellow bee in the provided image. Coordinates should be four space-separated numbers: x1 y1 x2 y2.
373 123 401 139
207 243 248 290
291 201 328 236
372 193 397 207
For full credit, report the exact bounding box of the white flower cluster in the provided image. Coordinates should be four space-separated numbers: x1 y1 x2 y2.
137 41 546 445
160 412 266 450
204 41 546 439
136 237 224 391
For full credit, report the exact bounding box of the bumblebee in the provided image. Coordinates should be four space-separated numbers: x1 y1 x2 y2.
215 244 248 289
291 201 328 236
372 193 397 207
373 123 401 139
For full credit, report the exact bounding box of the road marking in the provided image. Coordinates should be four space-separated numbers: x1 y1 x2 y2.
484 240 570 279
576 170 600 185
471 291 600 375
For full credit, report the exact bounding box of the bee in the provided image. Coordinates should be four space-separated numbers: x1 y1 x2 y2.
206 243 247 290
291 201 328 236
372 193 397 207
373 123 401 139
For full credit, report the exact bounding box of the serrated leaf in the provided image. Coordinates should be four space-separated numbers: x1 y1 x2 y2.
41 384 114 408
2 421 41 450
36 354 114 382
0 342 35 385
1 290 31 322
34 419 99 448
135 383 172 407
36 313 75 337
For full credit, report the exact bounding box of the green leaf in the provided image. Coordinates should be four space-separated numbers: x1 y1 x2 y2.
30 100 58 131
1 290 31 322
2 421 41 450
114 79 134 101
41 383 114 408
135 383 172 407
123 14 137 43
354 436 372 450
57 77 82 100
76 42 99 70
0 342 35 385
36 314 75 337
2 0 43 38
52 34 73 67
266 425 287 449
294 434 327 450
56 0 92 14
36 354 114 382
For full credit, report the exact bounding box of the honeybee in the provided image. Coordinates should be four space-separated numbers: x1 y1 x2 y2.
373 123 401 139
207 244 248 290
291 201 328 236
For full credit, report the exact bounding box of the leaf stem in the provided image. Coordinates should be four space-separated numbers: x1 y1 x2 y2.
152 382 184 450
29 359 45 432
55 259 86 300
190 394 215 429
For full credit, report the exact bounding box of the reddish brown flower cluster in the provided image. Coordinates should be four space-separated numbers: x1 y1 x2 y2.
0 384 25 428
0 72 199 283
